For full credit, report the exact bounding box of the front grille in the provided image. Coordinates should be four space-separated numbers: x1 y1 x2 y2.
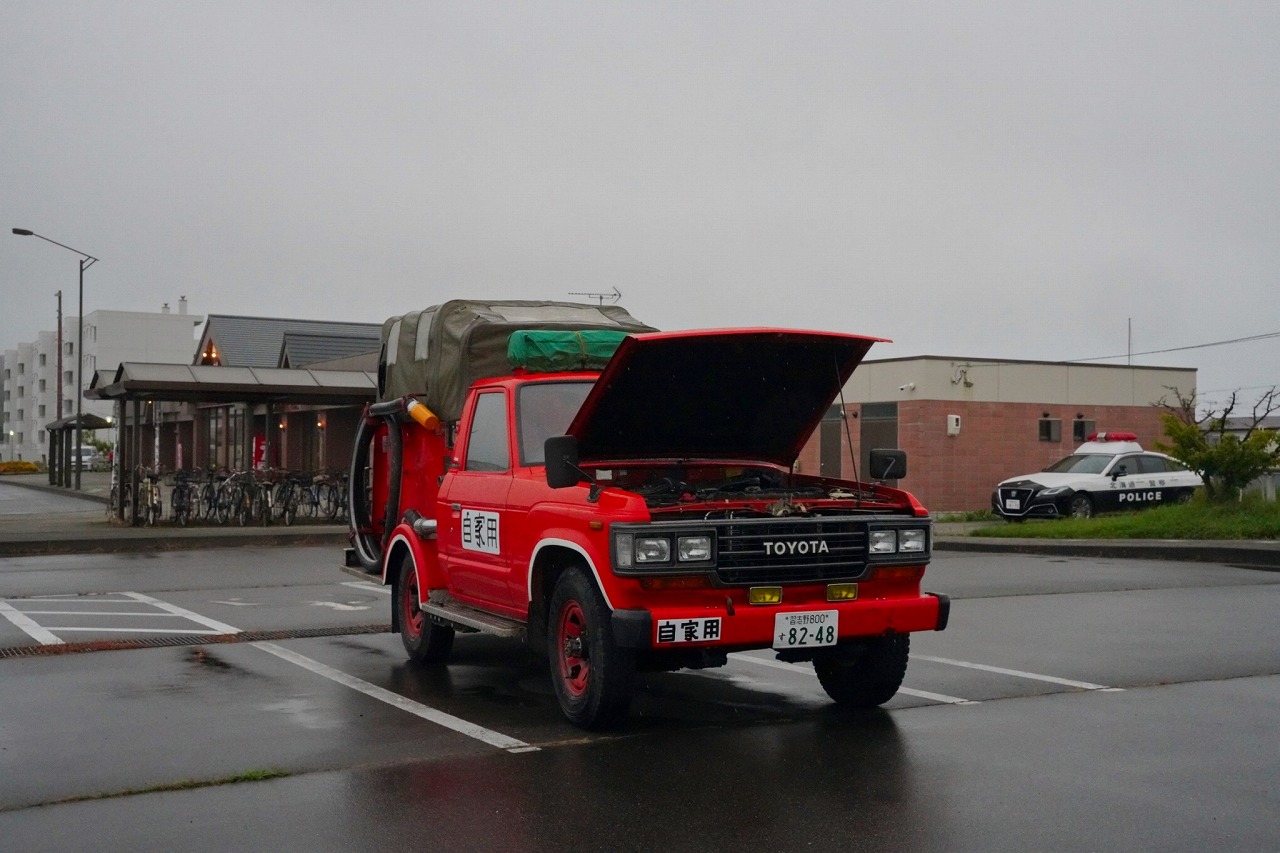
999 486 1036 511
713 517 869 585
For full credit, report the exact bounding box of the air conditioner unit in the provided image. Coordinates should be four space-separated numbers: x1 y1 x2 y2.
946 414 961 436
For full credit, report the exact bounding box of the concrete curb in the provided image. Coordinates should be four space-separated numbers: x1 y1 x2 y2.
934 537 1280 571
0 528 349 558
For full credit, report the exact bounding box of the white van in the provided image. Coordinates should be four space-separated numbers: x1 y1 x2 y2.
74 446 102 470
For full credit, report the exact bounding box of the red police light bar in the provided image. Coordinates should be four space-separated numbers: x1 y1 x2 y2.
1087 431 1138 442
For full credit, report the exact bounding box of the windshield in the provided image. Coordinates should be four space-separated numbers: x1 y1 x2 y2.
517 380 594 466
1042 454 1112 475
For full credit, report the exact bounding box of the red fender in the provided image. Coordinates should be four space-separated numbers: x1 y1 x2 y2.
382 523 444 590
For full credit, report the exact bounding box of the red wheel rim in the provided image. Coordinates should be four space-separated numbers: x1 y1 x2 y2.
556 600 589 698
401 567 423 641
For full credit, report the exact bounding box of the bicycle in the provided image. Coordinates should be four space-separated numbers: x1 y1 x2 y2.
169 470 196 527
192 466 222 522
272 472 309 526
312 469 347 521
215 470 248 525
106 480 132 523
250 470 276 526
138 466 164 527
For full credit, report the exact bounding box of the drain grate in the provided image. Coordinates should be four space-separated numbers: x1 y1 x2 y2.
0 624 392 658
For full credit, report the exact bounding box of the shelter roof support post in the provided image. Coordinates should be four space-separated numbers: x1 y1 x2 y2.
62 427 72 488
264 401 273 474
131 399 142 527
48 430 59 486
243 403 253 473
114 400 125 522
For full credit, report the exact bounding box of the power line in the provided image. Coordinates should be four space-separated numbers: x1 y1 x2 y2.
1068 331 1280 363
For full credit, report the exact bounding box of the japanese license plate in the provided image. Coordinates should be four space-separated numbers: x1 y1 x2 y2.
1004 498 1021 510
773 610 838 649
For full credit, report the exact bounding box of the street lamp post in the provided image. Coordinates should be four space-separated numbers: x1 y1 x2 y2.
12 228 99 490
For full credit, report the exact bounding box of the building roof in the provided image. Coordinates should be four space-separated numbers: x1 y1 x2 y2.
197 315 381 369
86 362 377 405
279 331 380 369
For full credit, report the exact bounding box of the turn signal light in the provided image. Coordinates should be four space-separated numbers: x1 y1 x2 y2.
749 587 783 605
873 566 925 583
637 576 711 591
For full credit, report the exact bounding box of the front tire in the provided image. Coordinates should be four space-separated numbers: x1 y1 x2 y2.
398 558 454 664
813 635 910 708
1068 493 1094 519
548 567 635 729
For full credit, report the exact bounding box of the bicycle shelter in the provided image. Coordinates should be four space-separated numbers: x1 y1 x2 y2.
87 362 377 524
43 412 112 489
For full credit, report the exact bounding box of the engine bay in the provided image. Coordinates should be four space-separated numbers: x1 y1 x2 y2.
594 463 898 517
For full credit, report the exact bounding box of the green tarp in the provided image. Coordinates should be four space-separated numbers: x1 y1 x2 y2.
507 330 631 373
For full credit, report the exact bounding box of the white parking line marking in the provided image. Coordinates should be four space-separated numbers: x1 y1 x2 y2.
42 626 229 635
341 581 389 595
253 642 538 753
17 610 186 617
912 654 1122 692
0 600 64 645
899 687 981 706
727 652 979 706
122 592 241 635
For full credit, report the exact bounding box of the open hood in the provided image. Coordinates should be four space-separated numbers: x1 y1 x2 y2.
566 328 884 467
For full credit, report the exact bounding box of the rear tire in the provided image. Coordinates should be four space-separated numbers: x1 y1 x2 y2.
813 635 910 709
398 558 454 664
548 567 635 729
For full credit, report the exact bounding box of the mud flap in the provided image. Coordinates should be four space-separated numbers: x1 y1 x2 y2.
611 608 652 648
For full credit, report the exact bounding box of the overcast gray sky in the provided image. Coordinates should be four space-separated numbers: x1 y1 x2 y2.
4 2 1277 411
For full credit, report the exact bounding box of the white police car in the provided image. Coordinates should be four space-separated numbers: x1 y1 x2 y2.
992 432 1203 520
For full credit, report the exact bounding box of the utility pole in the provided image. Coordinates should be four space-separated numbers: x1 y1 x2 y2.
56 291 63 423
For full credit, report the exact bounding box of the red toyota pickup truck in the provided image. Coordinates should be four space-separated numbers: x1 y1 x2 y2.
349 300 948 728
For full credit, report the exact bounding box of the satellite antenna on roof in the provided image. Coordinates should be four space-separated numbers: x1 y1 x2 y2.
568 287 621 306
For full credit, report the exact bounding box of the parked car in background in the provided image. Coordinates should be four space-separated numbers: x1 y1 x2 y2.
74 446 102 470
992 432 1203 520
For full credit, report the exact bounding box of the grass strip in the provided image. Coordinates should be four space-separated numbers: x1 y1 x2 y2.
969 497 1280 540
2 768 292 812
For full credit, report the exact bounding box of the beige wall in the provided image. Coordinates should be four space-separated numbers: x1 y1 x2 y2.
844 357 1194 408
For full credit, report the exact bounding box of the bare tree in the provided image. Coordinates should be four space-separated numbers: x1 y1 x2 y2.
1155 386 1280 501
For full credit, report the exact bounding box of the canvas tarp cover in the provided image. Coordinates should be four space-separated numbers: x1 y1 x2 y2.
507 330 630 373
378 300 656 420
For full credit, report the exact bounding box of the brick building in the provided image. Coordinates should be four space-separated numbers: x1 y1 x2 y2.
796 356 1195 513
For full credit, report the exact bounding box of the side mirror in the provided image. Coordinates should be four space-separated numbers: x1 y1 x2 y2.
868 448 907 481
544 435 582 489
1111 465 1127 481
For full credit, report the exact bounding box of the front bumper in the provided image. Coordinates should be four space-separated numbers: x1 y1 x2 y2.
992 487 1070 520
610 592 949 650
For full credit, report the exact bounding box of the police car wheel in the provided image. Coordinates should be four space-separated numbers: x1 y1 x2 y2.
1068 494 1094 519
813 635 910 708
1176 490 1194 505
548 566 635 730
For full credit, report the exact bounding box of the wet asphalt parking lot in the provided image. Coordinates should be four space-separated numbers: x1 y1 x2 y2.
1 528 1278 850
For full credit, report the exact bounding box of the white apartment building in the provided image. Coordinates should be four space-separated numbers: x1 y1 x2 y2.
2 299 203 463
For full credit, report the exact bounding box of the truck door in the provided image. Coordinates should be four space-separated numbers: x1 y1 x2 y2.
437 389 520 613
